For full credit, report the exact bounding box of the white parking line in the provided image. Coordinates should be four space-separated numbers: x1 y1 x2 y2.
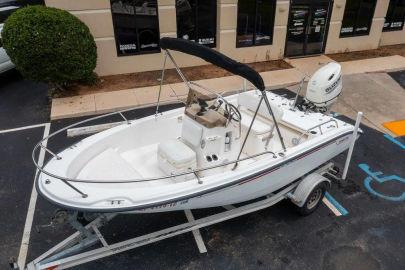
17 123 51 269
322 197 342 216
0 123 46 134
322 192 349 216
184 210 207 253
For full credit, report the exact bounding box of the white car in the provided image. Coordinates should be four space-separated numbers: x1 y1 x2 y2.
0 23 15 73
0 5 20 73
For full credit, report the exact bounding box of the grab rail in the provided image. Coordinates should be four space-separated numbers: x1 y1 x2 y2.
32 107 278 198
296 119 339 143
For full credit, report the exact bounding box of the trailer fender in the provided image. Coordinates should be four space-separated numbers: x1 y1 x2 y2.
287 173 331 207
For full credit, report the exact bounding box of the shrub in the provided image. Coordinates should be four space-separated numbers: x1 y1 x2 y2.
1 5 97 86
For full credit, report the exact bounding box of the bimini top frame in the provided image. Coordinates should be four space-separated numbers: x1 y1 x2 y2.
32 38 287 199
160 37 265 91
156 37 286 156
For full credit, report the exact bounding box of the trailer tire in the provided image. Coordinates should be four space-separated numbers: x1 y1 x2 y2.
297 182 327 216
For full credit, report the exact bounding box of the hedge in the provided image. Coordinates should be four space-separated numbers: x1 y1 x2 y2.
1 5 97 85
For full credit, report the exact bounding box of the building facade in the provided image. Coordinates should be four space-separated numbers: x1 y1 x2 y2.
44 0 405 76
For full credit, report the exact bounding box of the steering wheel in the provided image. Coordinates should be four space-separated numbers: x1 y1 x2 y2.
225 103 242 122
209 97 241 123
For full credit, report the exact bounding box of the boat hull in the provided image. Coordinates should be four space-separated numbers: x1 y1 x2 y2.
131 132 352 213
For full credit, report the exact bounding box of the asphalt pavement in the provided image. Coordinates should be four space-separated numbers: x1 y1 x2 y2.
0 73 404 270
0 70 49 129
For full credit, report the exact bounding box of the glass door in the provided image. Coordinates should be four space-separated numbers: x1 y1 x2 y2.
285 0 332 57
306 3 330 55
285 5 309 57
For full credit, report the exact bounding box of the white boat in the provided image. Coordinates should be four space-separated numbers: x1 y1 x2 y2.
34 37 359 214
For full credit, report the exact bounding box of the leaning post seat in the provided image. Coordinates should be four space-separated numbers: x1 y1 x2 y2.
237 91 285 155
157 139 197 182
237 91 284 121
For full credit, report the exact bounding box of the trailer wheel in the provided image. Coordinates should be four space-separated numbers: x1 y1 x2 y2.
297 182 327 216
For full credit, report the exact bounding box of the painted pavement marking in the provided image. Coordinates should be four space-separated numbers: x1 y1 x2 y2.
384 134 405 150
359 163 405 202
184 210 207 253
0 123 46 134
323 192 349 216
17 123 51 269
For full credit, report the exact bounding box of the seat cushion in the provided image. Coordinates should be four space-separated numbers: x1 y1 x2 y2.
158 139 196 167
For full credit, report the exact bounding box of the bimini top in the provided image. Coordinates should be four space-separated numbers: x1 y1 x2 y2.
160 37 265 92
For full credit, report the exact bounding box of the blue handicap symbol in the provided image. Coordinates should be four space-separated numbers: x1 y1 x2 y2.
358 163 405 202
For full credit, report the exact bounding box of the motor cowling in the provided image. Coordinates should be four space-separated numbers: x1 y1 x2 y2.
305 62 342 109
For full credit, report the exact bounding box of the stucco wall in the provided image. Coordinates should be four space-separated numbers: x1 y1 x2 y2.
45 0 290 76
380 28 405 46
379 0 405 46
217 0 288 62
45 0 403 76
325 0 389 54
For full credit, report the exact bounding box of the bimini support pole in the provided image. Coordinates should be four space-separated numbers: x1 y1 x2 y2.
342 111 363 180
166 50 191 88
155 50 168 117
263 92 286 152
233 96 264 170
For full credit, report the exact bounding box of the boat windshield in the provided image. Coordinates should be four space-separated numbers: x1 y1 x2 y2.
184 88 229 128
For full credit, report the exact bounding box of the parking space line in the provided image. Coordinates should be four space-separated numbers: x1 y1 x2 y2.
0 123 46 134
17 123 51 269
322 192 349 216
384 134 405 150
184 210 207 253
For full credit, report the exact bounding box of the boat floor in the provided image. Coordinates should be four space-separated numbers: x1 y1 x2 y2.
76 143 257 185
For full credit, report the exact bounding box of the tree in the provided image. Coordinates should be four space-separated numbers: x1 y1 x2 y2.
1 5 97 88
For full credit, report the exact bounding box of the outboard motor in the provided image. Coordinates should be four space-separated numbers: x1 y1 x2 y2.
299 62 342 113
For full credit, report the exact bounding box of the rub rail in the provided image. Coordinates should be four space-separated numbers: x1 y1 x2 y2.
32 108 277 198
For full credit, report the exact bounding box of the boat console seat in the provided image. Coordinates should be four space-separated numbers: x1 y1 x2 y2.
237 91 287 155
239 108 272 136
157 139 197 182
237 91 284 121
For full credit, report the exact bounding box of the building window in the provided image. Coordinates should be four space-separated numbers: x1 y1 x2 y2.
236 0 276 47
176 0 217 47
340 0 377 37
383 0 405 31
110 0 160 56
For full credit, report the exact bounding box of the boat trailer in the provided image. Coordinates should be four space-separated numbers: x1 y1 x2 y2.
26 162 339 270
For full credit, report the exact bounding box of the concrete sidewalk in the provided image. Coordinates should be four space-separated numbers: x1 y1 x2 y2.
51 55 405 120
51 68 304 119
286 55 405 76
333 72 405 135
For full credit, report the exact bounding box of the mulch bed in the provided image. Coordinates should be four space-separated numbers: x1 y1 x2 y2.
61 60 293 97
327 44 405 62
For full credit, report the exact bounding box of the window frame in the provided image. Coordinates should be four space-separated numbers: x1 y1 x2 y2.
110 0 161 57
175 0 217 48
383 0 405 32
339 0 377 38
236 0 277 48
